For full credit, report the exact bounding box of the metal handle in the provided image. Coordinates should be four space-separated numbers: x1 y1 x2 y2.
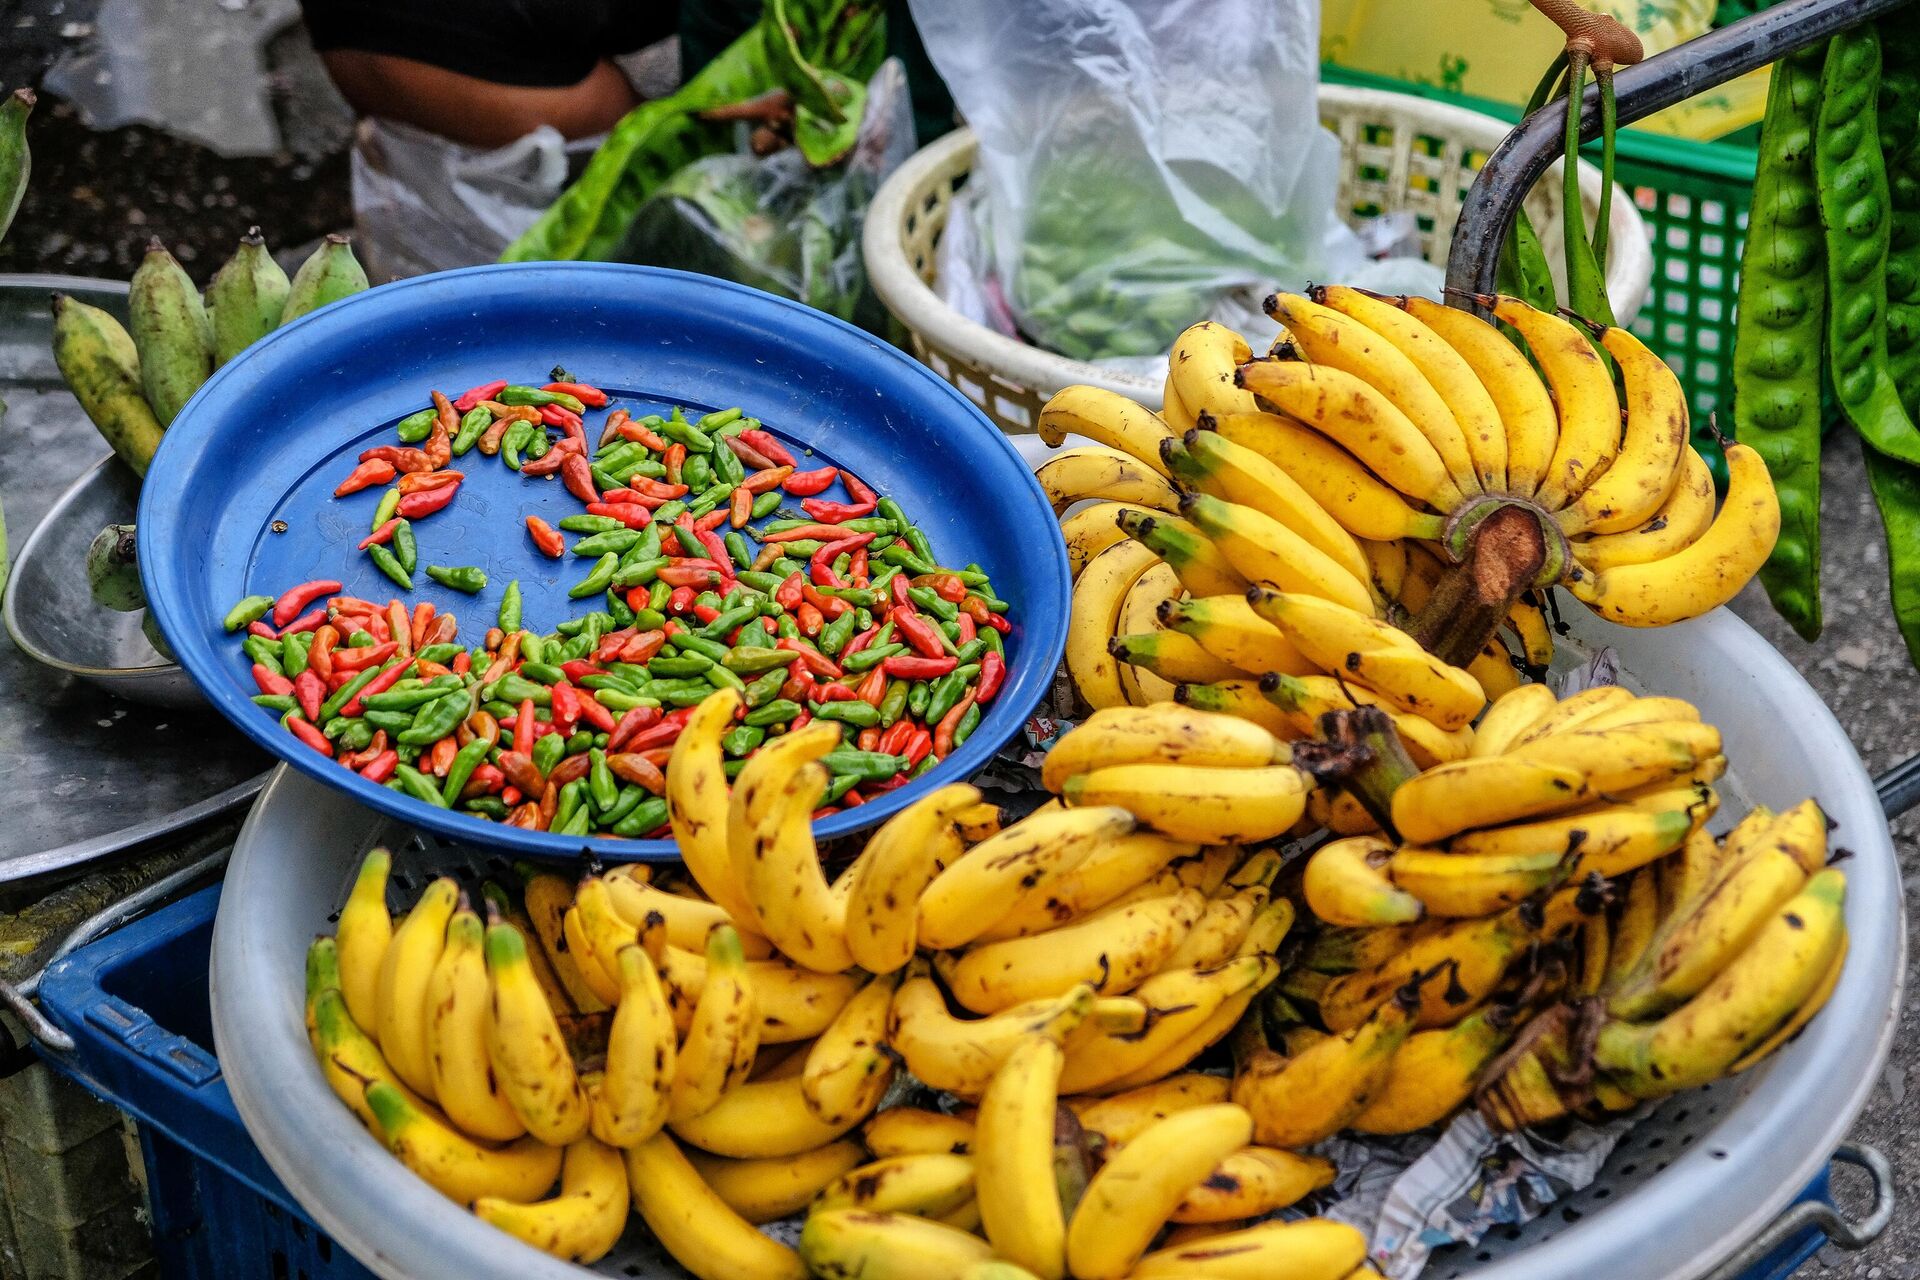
1444 0 1915 301
1702 1143 1896 1280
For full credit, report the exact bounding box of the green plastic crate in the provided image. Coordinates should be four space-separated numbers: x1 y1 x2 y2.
1323 66 1760 433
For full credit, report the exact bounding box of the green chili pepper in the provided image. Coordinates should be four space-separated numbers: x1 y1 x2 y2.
821 749 908 781
497 580 523 634
844 642 905 673
908 586 958 622
606 589 635 629
569 530 640 558
550 778 587 831
344 630 375 650
570 552 618 599
363 708 414 733
398 690 469 746
903 526 936 563
613 556 671 589
452 407 491 456
723 531 753 571
371 487 401 531
822 772 861 803
751 490 782 519
904 680 930 720
695 590 725 613
683 454 714 493
818 609 857 656
723 646 797 674
912 754 938 778
438 737 490 804
653 500 687 524
661 417 714 453
426 564 487 594
876 497 908 532
700 407 743 431
592 688 659 713
720 724 764 757
601 784 648 826
365 677 460 712
498 385 584 412
243 634 283 674
558 514 623 535
669 631 731 664
882 542 936 574
524 428 552 461
395 763 448 807
648 581 673 612
878 680 909 727
464 796 509 820
744 698 802 727
711 443 745 487
518 661 570 687
953 702 983 748
279 631 312 677
501 420 534 471
611 795 670 837
1737 43 1829 642
648 654 713 678
744 667 788 709
368 544 413 590
530 728 567 777
652 681 722 708
252 692 298 712
225 594 275 632
585 748 618 812
394 407 436 443
666 524 704 558
703 664 747 695
701 605 760 641
812 700 879 728
321 665 388 722
481 700 517 722
493 673 552 706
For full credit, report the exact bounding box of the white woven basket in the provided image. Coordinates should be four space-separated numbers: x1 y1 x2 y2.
864 86 1654 435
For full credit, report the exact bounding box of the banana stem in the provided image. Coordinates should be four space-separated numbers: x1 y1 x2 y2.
1594 67 1617 272
1409 505 1552 669
1291 707 1421 839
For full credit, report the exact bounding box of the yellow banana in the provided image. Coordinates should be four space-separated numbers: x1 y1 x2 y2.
917 804 1135 949
1402 293 1558 498
666 688 757 929
1390 757 1591 844
1161 374 1200 431
591 943 676 1147
890 971 1113 1098
1235 359 1461 508
485 920 590 1146
1303 835 1426 928
1209 410 1447 541
1661 821 1737 921
669 925 759 1124
976 1031 1074 1278
1037 445 1182 514
1067 1073 1233 1146
1173 677 1299 736
802 972 898 1126
1068 539 1163 710
816 1152 976 1217
1468 639 1524 701
625 1133 807 1280
1492 295 1622 509
1170 1146 1337 1224
668 1061 871 1158
1571 446 1717 570
942 889 1207 1013
1170 426 1371 583
1111 630 1246 686
1116 507 1254 599
603 874 771 959
363 1080 561 1209
335 846 393 1036
1247 589 1485 730
1596 869 1847 1098
309 980 427 1133
425 907 525 1143
473 1137 627 1264
1061 501 1157 578
1160 884 1265 971
1572 696 1702 734
1132 1218 1368 1280
1065 1104 1253 1279
1061 763 1309 845
1235 993 1414 1146
1446 805 1698 871
1175 492 1382 618
1509 685 1635 745
1384 847 1565 918
1169 321 1260 418
1607 868 1665 989
800 1209 995 1279
374 877 458 1100
1268 292 1478 497
846 783 981 972
1561 324 1688 535
565 877 639 1007
1505 593 1556 667
1509 721 1724 794
1319 284 1506 491
744 961 860 1045
1259 672 1473 767
954 800 1007 843
1237 898 1296 957
1160 594 1316 676
1731 932 1849 1073
1567 443 1781 626
1116 559 1184 705
520 872 607 1014
866 1107 976 1158
687 1141 866 1223
740 763 853 973
1350 1005 1517 1134
1037 384 1177 474
1058 957 1277 1094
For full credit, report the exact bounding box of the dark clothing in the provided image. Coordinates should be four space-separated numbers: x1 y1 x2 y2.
301 0 675 87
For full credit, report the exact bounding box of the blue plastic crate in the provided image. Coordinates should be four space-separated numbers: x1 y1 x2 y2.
30 884 1837 1280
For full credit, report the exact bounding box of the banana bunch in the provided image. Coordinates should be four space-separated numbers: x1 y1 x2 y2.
1040 289 1782 711
52 231 367 477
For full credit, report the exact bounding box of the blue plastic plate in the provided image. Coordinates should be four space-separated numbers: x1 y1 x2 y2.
138 263 1068 861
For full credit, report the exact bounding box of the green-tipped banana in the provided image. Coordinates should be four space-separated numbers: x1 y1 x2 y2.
52 295 166 475
141 610 173 661
130 238 213 426
280 233 369 323
86 523 145 611
0 88 34 245
207 228 289 364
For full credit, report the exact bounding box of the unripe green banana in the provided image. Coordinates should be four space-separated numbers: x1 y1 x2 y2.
0 88 34 245
51 294 166 475
208 227 289 365
141 610 173 661
86 523 145 612
130 238 213 426
280 234 369 323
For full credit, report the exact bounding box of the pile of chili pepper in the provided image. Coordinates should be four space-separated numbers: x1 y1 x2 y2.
221 376 1013 837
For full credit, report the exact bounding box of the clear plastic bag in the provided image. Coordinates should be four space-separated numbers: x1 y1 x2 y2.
906 0 1439 362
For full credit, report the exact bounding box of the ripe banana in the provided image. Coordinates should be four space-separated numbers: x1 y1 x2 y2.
1060 762 1309 844
686 1141 866 1223
335 846 393 1035
1390 757 1591 845
1492 294 1621 510
485 920 590 1147
625 1132 807 1280
1058 957 1277 1095
1067 1073 1233 1146
1115 559 1184 705
740 762 853 973
669 925 759 1124
308 971 427 1132
1259 672 1472 766
1110 631 1245 686
1572 446 1717 570
1168 426 1371 582
1169 321 1261 418
1233 994 1414 1146
1160 883 1266 971
1401 293 1558 498
846 783 980 972
1170 1145 1337 1223
591 943 676 1147
521 872 608 1013
1175 677 1299 736
942 889 1207 1012
602 873 770 960
668 1063 871 1158
1061 501 1156 577
1561 323 1688 535
1131 1218 1369 1279
917 804 1134 950
1038 446 1182 514
802 972 898 1125
363 1079 561 1209
976 1033 1073 1278
425 906 526 1143
1160 594 1316 676
815 1152 976 1217
1350 1005 1518 1134
1117 507 1253 599
1038 384 1177 474
865 1107 976 1158
1208 410 1448 542
666 688 758 929
473 1137 627 1264
374 876 458 1099
1303 835 1426 928
1069 539 1163 709
891 970 1106 1097
800 1209 995 1280
1247 589 1485 729
1066 1104 1254 1279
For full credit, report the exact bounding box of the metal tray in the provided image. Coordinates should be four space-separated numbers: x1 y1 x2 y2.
0 274 268 882
209 604 1904 1280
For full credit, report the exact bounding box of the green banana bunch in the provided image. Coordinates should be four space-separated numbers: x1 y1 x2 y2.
130 238 214 426
0 87 32 246
280 234 369 325
51 295 166 476
207 228 289 365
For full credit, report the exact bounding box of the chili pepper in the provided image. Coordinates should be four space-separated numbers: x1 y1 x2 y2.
812 699 879 728
811 533 877 588
738 429 795 467
607 795 667 836
559 453 600 504
221 594 273 634
394 407 437 443
903 525 938 564
891 607 947 660
726 435 776 471
436 737 488 805
855 666 888 707
286 668 323 721
615 418 672 454
903 725 933 768
744 698 802 728
584 502 655 528
280 631 313 677
368 545 413 590
540 403 585 437
683 454 715 493
660 416 714 453
380 518 414 574
346 661 418 717
250 660 294 697
320 664 386 722
426 564 487 593
391 762 445 806
606 705 658 751
880 652 958 681
567 552 617 600
953 699 983 750
454 380 507 413
801 497 878 523
539 380 606 407
273 580 340 628
396 688 467 746
334 458 395 498
970 648 1006 703
498 385 585 412
285 716 333 757
749 491 782 522
908 585 959 622
549 683 584 736
333 641 398 674
817 607 859 656
395 484 458 521
245 619 280 643
525 515 565 559
354 749 396 783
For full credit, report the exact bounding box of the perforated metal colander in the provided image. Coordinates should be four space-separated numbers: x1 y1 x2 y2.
210 606 1904 1280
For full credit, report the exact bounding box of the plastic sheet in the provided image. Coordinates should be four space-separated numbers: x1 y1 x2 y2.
906 0 1440 363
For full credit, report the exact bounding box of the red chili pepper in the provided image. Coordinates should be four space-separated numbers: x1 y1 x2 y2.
781 672 813 703
387 600 412 657
291 670 324 720
428 736 458 776
883 654 956 680
659 565 724 590
451 651 470 675
796 601 824 637
607 705 661 751
332 596 380 614
333 641 397 673
840 625 880 660
903 725 933 768
892 607 946 659
367 613 392 645
810 533 876 588
742 465 793 494
453 380 506 412
841 788 866 806
663 442 686 486
358 750 397 782
500 785 523 807
334 614 368 639
791 709 812 733
691 603 721 625
856 727 882 752
397 485 459 520
811 682 857 705
739 429 796 467
519 441 575 477
799 583 849 620
728 486 753 529
288 717 333 757
856 666 887 706
426 614 457 648
976 650 1007 703
724 435 776 470
934 691 978 760
550 683 582 735
560 454 600 504
576 691 616 733
801 498 877 524
409 603 436 649
359 445 435 473
694 509 730 534
878 720 914 756
594 630 633 662
335 459 395 497
597 408 631 449
775 572 805 610
273 580 341 627
541 404 585 441
621 719 687 753
585 502 654 529
559 660 599 683
666 585 697 614
618 476 690 501
513 698 537 751
253 663 294 697
343 658 416 717
620 630 666 664
955 612 977 645
606 752 667 793
526 515 565 558
307 627 337 680
396 469 463 494
782 466 838 496
247 620 279 641
697 528 733 577
891 575 913 608
850 548 869 586
542 381 608 406
498 751 546 793
777 637 843 680
840 470 877 507
462 763 504 798
281 610 323 637
918 573 966 603
616 420 671 451
980 609 1012 635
